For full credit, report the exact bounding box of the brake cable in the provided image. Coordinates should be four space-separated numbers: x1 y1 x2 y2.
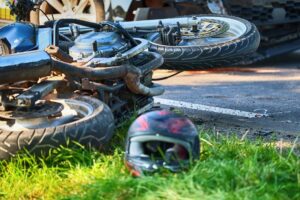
152 71 183 81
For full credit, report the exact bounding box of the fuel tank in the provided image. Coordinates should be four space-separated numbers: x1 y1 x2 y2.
0 23 36 53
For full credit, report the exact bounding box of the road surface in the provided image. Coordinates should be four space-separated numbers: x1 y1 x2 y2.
154 52 300 142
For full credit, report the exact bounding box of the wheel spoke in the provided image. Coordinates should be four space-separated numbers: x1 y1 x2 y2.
74 0 90 14
46 0 64 13
61 0 71 9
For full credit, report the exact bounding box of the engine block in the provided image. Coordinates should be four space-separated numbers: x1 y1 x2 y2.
69 31 129 61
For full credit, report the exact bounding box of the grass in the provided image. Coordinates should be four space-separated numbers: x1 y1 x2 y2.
0 16 298 200
0 125 299 200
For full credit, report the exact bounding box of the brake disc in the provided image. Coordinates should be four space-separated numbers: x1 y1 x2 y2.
181 19 230 39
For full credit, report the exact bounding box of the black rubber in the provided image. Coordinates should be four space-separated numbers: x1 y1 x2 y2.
148 15 260 70
0 96 115 160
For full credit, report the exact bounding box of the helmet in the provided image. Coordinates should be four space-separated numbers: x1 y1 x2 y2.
125 109 200 176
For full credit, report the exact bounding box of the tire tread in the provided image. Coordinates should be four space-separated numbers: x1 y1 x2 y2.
0 96 115 160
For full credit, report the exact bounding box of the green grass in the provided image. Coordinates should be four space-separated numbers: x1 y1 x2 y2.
0 126 299 200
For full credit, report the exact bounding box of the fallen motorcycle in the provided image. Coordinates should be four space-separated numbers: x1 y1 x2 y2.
0 19 164 160
0 15 259 159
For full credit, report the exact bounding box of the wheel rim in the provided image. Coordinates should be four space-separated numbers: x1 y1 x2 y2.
152 16 248 47
39 0 99 24
197 16 248 46
0 99 96 131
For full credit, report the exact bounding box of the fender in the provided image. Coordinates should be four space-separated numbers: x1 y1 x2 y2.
0 22 36 53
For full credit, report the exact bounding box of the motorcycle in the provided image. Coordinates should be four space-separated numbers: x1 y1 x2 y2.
0 19 164 160
0 10 260 160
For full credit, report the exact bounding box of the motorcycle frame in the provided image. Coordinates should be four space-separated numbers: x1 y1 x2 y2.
0 19 164 123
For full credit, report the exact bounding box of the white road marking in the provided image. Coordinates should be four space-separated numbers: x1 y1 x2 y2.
154 97 268 118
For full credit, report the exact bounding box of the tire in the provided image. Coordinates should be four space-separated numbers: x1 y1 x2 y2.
0 96 115 160
148 15 260 70
30 0 105 25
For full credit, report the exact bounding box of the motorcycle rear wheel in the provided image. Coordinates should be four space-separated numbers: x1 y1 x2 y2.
0 96 115 160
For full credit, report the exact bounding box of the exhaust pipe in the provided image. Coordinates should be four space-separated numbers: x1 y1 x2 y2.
53 51 165 96
0 51 51 84
0 50 164 96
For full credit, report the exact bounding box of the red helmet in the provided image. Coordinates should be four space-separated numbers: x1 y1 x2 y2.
125 109 200 176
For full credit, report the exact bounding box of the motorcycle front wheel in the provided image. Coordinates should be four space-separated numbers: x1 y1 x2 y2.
0 96 115 160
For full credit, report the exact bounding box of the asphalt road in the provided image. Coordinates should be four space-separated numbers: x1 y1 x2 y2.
154 52 300 142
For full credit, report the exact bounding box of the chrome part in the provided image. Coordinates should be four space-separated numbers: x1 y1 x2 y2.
120 17 201 29
0 98 94 130
180 19 229 39
69 31 129 61
85 38 149 66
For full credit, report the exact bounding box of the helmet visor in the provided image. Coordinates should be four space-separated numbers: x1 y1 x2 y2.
127 135 193 172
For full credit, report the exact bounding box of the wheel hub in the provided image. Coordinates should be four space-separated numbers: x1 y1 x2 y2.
181 19 230 39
